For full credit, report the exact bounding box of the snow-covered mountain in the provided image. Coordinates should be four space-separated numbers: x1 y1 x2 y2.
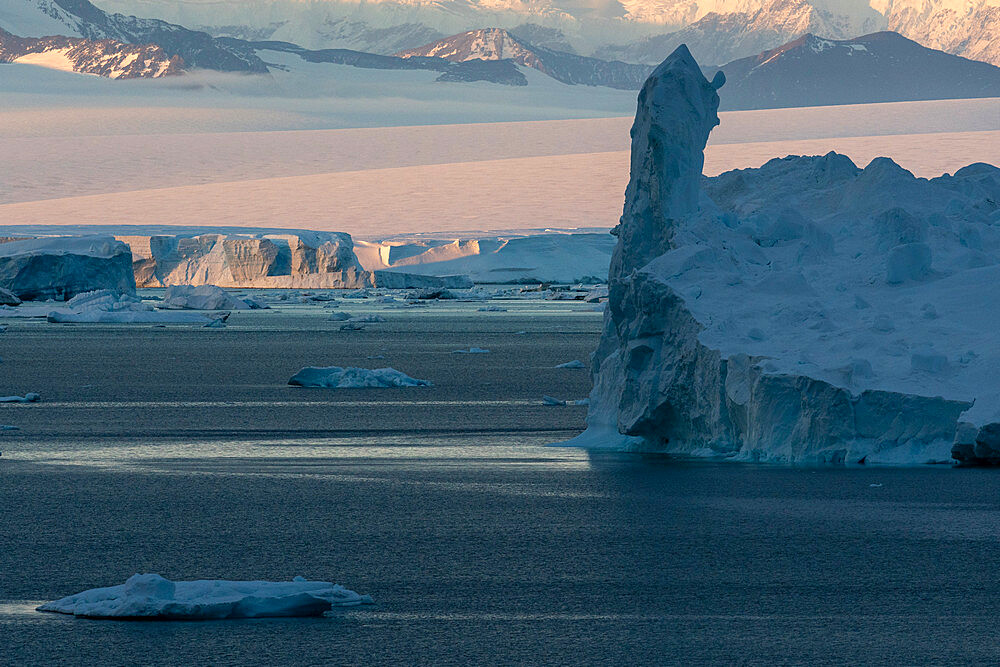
91 0 1000 66
1 0 267 71
0 26 181 76
395 28 650 88
711 31 1000 110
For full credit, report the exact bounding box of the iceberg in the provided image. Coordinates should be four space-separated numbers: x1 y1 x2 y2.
159 285 253 311
44 289 215 324
0 236 135 301
119 232 470 289
288 366 432 388
567 46 1000 465
37 573 373 620
0 393 40 403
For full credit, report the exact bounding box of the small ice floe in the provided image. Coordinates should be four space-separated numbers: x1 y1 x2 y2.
37 573 373 620
477 306 507 312
0 324 7 333
1 425 19 431
452 347 490 354
339 323 365 331
0 393 40 403
366 355 386 360
203 316 228 328
515 331 527 335
869 483 883 488
542 395 590 406
327 312 353 321
351 315 386 323
555 360 586 369
289 366 432 388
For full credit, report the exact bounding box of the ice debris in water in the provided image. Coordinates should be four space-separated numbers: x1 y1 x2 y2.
37 573 373 620
543 396 590 406
452 347 490 354
0 393 40 403
289 367 432 388
350 315 386 323
477 306 507 312
327 312 353 321
555 360 586 369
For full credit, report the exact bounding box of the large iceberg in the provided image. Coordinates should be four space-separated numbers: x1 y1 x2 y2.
37 573 373 620
567 45 1000 465
119 232 470 289
0 236 135 300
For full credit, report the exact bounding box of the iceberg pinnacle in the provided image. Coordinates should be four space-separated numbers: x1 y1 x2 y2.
566 45 1000 465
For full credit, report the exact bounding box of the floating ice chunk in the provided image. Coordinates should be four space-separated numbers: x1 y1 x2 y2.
160 285 252 311
37 573 373 620
416 289 456 300
327 312 352 321
204 317 227 328
350 315 386 323
555 360 586 369
339 323 365 331
289 367 431 388
542 395 590 406
49 310 216 324
452 347 490 354
0 393 39 403
0 288 21 306
477 306 507 312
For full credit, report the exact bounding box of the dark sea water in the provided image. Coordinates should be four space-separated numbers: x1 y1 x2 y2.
2 303 1000 665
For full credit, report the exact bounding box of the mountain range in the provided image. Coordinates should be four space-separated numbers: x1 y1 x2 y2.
86 0 1000 67
2 0 999 110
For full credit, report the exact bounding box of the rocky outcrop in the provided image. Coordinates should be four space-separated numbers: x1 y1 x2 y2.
0 236 135 301
0 27 182 78
568 45 1000 465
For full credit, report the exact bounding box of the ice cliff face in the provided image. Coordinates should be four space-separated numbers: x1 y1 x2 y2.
0 236 136 301
571 45 1000 465
118 232 471 289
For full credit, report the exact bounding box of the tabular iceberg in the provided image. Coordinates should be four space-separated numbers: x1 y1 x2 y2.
37 573 373 620
566 45 1000 465
0 236 136 301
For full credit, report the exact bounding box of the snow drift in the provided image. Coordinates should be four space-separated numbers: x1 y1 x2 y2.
38 573 373 619
568 45 1000 465
0 236 135 301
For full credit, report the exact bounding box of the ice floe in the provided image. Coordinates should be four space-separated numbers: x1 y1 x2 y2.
288 367 432 388
37 573 373 620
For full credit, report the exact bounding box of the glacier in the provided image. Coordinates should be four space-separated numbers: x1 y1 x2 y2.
0 236 135 301
37 573 373 620
566 45 1000 465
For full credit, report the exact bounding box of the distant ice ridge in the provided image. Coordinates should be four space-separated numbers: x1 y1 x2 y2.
289 367 432 388
566 45 1000 465
37 573 373 619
